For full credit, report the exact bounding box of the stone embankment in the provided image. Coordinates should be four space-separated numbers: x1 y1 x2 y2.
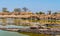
18 28 60 35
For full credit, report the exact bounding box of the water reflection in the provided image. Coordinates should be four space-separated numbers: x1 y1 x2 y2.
19 32 51 36
0 30 28 36
0 30 60 36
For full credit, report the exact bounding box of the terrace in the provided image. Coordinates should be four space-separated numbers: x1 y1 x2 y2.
0 12 59 26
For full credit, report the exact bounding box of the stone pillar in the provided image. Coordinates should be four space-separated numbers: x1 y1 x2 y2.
2 18 6 26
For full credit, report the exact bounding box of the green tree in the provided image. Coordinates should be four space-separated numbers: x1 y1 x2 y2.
14 8 21 12
39 11 45 14
36 11 45 14
22 7 28 12
2 8 9 12
53 12 59 14
48 10 51 15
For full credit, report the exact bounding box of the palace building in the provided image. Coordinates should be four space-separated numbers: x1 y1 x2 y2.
0 12 60 25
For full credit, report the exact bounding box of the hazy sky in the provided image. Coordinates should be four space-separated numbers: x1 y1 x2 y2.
0 0 60 13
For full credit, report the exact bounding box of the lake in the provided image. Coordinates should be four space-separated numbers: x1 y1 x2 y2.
0 30 52 36
0 25 60 36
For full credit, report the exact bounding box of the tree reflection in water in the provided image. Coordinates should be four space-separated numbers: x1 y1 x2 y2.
19 32 51 36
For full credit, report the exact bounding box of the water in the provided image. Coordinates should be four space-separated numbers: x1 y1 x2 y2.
0 25 59 36
0 30 52 36
0 30 28 36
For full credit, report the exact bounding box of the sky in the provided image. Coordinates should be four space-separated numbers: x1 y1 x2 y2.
0 0 60 13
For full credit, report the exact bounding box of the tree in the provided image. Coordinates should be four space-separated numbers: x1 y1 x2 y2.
48 10 51 15
36 12 39 14
36 11 45 14
39 11 45 14
14 8 21 12
22 7 28 12
2 8 9 12
53 12 59 14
